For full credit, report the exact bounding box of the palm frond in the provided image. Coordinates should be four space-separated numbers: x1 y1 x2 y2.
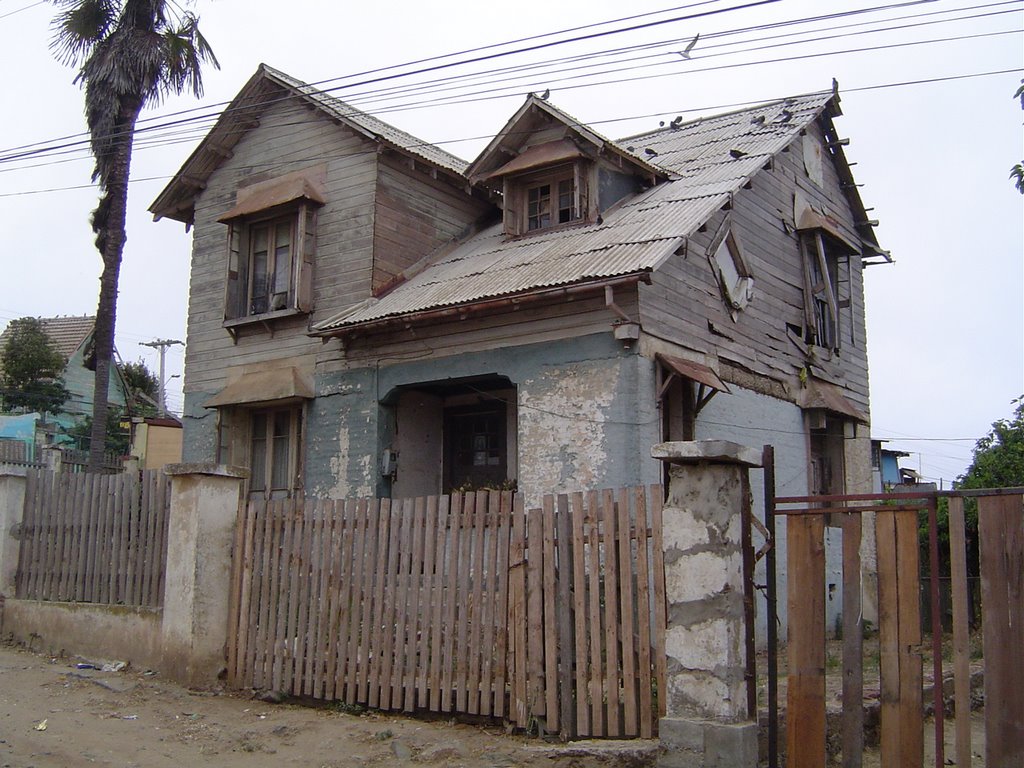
49 0 116 66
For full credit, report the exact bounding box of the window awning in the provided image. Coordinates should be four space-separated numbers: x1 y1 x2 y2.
204 367 314 408
797 378 868 424
657 354 730 393
793 191 859 252
217 168 326 222
483 139 585 180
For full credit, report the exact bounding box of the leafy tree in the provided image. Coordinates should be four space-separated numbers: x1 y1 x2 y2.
0 317 71 415
958 397 1024 491
68 407 131 456
922 399 1024 592
50 0 217 470
120 358 159 416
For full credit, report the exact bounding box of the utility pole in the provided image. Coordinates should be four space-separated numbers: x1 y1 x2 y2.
140 339 183 417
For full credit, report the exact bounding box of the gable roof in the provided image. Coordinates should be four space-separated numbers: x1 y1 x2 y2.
150 64 469 224
0 315 94 361
315 89 877 335
465 94 665 184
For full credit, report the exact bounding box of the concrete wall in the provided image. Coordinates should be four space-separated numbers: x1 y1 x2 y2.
1 465 245 689
180 333 663 506
314 333 660 506
2 600 162 670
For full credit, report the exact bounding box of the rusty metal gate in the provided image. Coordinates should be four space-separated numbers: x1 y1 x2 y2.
762 447 1023 768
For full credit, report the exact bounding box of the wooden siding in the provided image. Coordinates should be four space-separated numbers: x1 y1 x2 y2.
373 154 492 291
184 93 380 393
638 121 871 414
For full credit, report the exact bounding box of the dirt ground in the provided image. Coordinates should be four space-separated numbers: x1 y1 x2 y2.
0 644 656 768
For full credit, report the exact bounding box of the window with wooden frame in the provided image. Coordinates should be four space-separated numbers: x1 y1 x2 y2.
801 231 843 350
214 404 304 499
444 402 509 492
504 163 586 236
247 406 303 501
223 202 316 324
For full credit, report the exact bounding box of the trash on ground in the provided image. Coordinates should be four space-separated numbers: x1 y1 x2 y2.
33 719 47 731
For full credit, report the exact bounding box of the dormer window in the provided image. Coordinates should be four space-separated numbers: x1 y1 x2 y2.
501 159 587 237
527 173 578 231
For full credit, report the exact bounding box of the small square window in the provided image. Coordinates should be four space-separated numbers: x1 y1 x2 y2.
511 166 582 236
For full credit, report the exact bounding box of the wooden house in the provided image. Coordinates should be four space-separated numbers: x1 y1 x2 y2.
151 65 886 515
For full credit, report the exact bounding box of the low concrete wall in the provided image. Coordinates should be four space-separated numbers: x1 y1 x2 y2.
2 599 162 670
1 464 246 689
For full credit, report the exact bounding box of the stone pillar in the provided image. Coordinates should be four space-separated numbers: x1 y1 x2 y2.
160 463 248 686
652 440 761 768
0 467 27 599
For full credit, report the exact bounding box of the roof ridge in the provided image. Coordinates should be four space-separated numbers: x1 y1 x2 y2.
262 64 470 173
615 88 833 144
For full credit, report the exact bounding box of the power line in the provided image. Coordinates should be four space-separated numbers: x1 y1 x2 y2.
0 0 780 162
1 0 1005 166
0 63 1018 200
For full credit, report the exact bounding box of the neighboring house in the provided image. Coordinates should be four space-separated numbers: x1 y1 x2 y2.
0 315 130 443
871 439 911 491
152 65 886 515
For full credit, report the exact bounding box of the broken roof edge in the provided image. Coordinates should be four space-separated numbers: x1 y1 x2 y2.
310 271 653 338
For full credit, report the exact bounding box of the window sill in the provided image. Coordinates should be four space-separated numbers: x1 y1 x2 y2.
224 307 307 341
506 217 591 240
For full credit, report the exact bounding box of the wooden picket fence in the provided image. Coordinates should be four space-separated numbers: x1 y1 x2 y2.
15 468 171 607
227 485 666 739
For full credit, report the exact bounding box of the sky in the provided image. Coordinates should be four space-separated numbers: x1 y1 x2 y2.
0 0 1021 485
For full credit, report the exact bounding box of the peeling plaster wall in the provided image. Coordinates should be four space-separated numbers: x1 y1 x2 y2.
327 334 659 505
306 367 378 499
517 350 660 508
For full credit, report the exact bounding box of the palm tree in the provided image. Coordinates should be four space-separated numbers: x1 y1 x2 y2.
51 0 217 469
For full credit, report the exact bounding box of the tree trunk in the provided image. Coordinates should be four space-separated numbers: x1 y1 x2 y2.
87 102 141 472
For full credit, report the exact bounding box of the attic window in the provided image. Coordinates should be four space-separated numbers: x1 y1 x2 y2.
527 175 576 230
499 157 589 237
711 231 754 312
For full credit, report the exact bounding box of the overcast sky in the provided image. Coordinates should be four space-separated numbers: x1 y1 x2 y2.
1 0 1021 485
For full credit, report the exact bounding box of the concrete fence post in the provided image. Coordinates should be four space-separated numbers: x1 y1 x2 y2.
0 466 28 600
652 440 762 768
160 463 248 687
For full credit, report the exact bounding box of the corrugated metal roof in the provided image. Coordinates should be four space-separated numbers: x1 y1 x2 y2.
316 91 835 333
